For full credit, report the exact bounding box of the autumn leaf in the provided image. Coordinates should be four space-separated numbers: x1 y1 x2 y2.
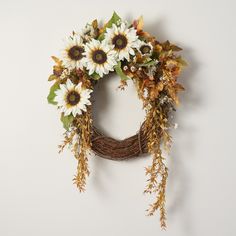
51 56 62 66
133 16 144 32
92 19 98 29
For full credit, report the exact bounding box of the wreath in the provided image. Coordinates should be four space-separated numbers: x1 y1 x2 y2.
47 12 186 228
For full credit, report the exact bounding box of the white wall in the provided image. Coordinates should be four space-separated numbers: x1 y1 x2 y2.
1 0 236 235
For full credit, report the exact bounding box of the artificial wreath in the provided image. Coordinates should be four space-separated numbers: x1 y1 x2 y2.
47 12 186 228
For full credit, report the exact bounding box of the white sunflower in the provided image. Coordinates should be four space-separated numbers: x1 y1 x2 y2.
104 22 139 61
62 36 85 70
137 41 153 56
83 39 117 77
54 80 92 117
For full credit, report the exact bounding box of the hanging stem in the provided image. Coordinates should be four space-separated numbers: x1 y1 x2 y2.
72 109 92 192
144 104 170 229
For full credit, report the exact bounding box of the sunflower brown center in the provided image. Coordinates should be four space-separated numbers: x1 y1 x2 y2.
66 91 80 106
112 34 128 50
92 50 107 64
140 45 152 54
68 46 84 60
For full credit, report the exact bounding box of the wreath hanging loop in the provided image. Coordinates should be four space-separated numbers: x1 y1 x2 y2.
47 12 186 229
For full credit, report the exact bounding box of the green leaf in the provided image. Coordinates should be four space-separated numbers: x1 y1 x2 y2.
98 11 121 41
138 60 158 67
90 72 100 80
106 11 121 28
47 82 60 105
114 62 130 81
60 114 74 131
48 74 58 81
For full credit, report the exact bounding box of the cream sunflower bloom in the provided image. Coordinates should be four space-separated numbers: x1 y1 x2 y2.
137 41 153 56
54 80 92 117
62 36 85 70
83 39 117 77
104 22 139 61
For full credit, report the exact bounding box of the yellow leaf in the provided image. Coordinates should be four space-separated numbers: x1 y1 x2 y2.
51 56 60 63
51 56 63 67
176 57 188 67
137 16 144 31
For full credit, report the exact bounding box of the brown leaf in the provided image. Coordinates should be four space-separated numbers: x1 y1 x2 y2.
175 83 185 91
171 44 182 51
92 19 98 29
53 66 63 77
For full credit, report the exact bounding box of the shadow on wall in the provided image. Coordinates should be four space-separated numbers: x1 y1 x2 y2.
135 16 203 235
168 42 201 236
167 45 200 235
142 18 202 235
91 17 202 235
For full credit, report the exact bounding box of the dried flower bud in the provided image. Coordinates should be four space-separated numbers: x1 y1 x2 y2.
131 66 137 72
123 65 129 71
174 123 178 129
60 68 71 79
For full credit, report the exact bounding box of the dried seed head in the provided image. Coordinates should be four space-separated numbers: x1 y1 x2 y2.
131 66 137 72
174 123 178 129
123 65 129 71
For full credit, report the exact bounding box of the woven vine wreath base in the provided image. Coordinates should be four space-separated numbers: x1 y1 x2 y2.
91 123 148 160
